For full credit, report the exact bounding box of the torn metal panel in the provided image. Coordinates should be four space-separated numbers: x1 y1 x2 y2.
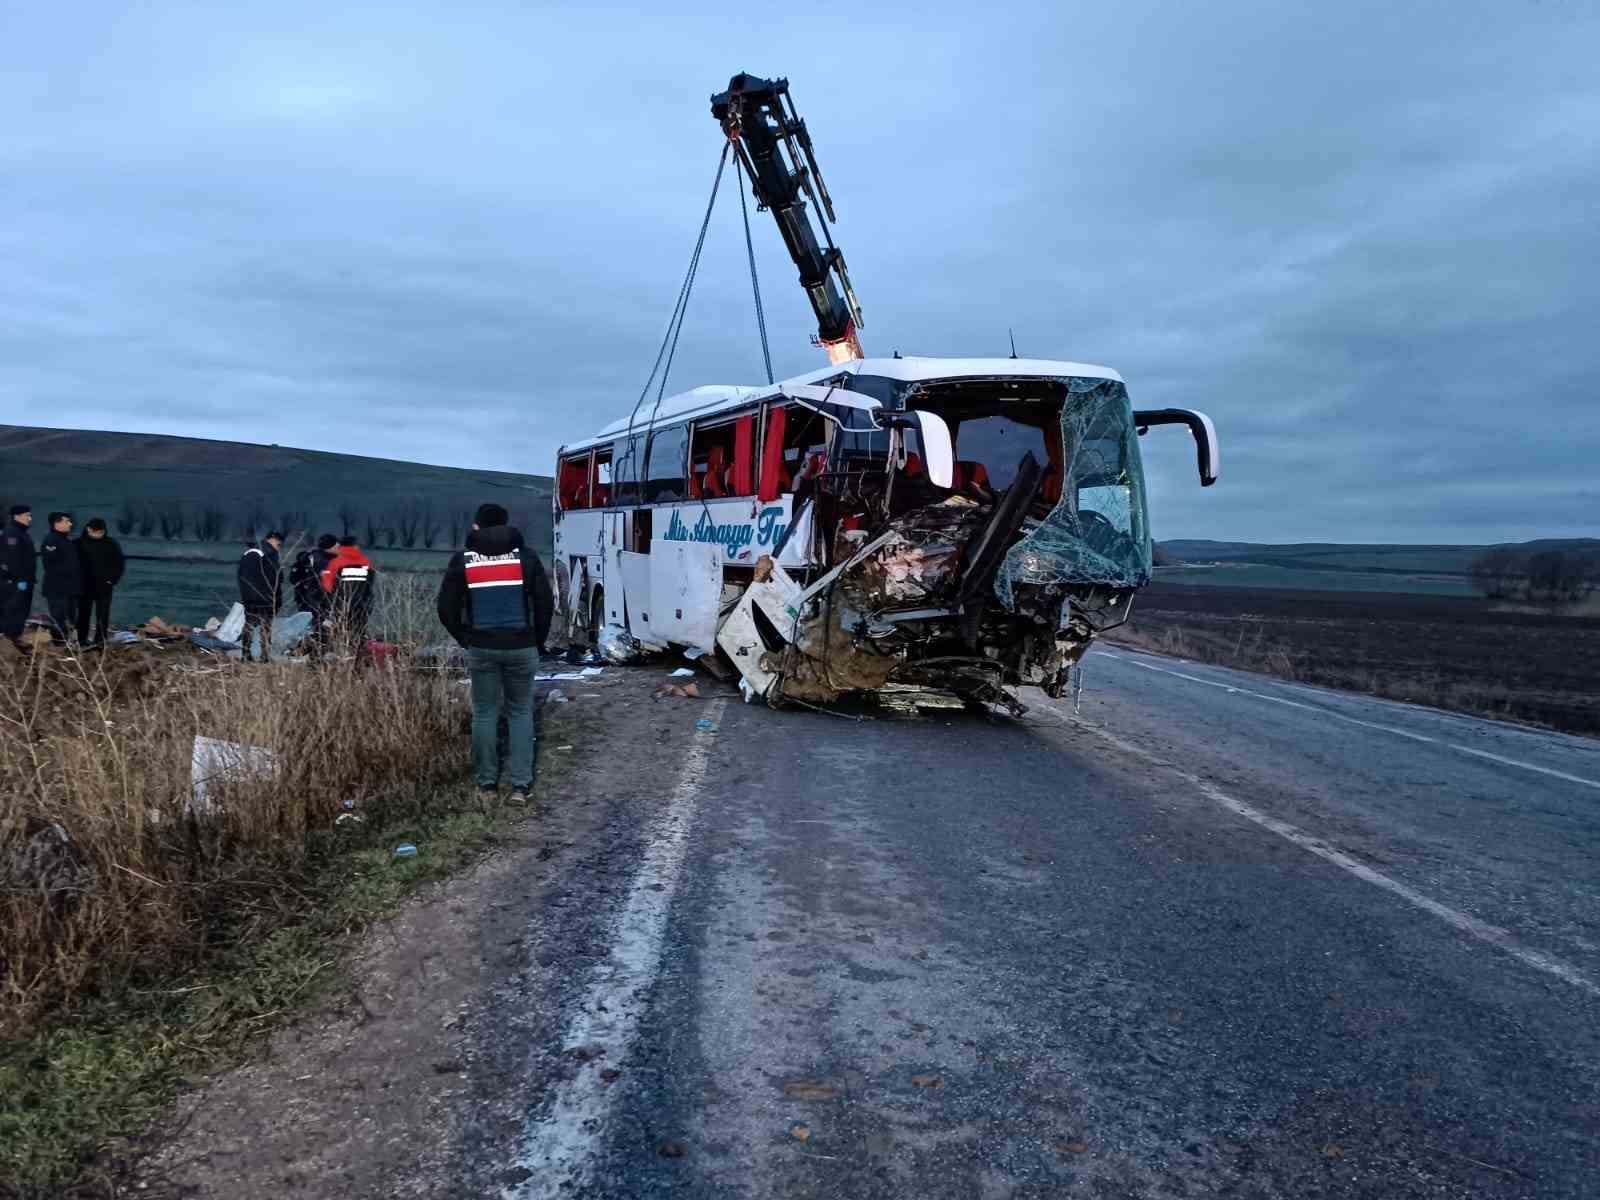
650 542 722 651
714 558 804 699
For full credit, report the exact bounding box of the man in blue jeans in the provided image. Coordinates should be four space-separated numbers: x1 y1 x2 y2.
436 504 554 802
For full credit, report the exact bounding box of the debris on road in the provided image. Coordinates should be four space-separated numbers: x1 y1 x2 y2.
782 1080 838 1100
536 667 604 682
653 681 701 700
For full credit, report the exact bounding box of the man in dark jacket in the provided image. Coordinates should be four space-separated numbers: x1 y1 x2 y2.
75 517 126 647
289 534 336 613
0 504 37 655
41 512 83 645
437 503 554 802
237 532 284 662
288 534 339 655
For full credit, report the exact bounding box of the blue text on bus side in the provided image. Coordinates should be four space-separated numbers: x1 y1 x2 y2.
664 506 789 561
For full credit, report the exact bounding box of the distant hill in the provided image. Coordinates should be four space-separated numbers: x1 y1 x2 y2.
0 425 553 551
1158 539 1600 577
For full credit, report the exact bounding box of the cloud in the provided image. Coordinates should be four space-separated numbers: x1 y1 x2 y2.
0 0 1596 543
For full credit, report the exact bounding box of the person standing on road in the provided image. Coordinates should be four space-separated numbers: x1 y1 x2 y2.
436 503 553 803
0 504 37 655
237 531 284 661
75 517 126 647
321 536 375 655
40 512 83 646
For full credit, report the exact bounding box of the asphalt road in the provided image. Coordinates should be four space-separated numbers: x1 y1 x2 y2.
457 652 1598 1198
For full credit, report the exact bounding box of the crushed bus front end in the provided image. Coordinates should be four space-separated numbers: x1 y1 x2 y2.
719 370 1166 715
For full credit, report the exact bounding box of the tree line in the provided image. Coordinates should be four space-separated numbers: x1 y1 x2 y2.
108 499 524 549
1469 546 1598 603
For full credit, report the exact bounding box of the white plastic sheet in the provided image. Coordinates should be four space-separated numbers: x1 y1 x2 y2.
216 603 246 645
190 735 276 816
268 610 314 656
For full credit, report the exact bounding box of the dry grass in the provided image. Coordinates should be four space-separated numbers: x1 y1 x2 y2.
0 566 550 1196
0 643 467 1037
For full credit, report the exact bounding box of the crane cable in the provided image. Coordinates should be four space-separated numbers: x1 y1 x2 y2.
620 142 731 484
735 154 775 384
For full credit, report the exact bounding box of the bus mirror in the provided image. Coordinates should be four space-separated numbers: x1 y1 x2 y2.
910 410 954 489
1133 408 1219 487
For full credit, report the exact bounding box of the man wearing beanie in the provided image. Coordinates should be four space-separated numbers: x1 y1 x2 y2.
1 504 37 654
237 531 284 662
436 503 554 802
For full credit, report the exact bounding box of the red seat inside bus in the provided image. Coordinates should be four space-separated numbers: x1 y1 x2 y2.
952 460 990 491
558 455 591 509
689 417 754 499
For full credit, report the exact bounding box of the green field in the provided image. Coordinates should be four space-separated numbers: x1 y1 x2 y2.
1 425 553 627
1154 564 1478 596
108 545 460 628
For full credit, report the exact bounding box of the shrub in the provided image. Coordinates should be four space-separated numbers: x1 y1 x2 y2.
0 649 468 1035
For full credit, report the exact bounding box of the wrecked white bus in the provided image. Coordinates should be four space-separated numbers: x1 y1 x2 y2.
552 355 1217 714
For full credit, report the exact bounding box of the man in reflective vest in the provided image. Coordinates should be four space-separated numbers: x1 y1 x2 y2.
320 536 375 655
436 503 554 803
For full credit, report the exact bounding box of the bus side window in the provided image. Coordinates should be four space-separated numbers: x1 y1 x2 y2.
764 404 829 500
558 454 591 510
644 424 689 503
592 451 613 507
690 416 757 499
612 433 646 506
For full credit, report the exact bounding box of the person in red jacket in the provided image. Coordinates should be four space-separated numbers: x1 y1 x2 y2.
320 537 375 654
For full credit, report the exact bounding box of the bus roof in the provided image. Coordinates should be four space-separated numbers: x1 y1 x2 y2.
564 356 1124 454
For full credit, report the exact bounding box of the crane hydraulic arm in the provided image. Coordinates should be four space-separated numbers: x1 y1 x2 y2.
712 73 865 365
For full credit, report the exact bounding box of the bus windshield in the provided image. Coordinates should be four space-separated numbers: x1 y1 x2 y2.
998 376 1152 600
843 372 1152 594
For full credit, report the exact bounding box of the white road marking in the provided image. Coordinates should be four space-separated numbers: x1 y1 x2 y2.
501 700 728 1198
1095 650 1600 791
1031 704 1600 999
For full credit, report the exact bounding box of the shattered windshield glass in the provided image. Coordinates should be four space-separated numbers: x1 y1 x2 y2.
994 377 1151 605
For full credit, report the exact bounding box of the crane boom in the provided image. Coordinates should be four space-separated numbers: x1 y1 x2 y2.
711 73 864 365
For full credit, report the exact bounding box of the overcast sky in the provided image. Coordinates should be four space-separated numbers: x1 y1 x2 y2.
2 1 1596 542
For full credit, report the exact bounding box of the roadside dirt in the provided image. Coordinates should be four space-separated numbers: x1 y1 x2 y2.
130 664 727 1199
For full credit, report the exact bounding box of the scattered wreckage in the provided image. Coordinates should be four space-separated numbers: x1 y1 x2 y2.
551 74 1219 715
